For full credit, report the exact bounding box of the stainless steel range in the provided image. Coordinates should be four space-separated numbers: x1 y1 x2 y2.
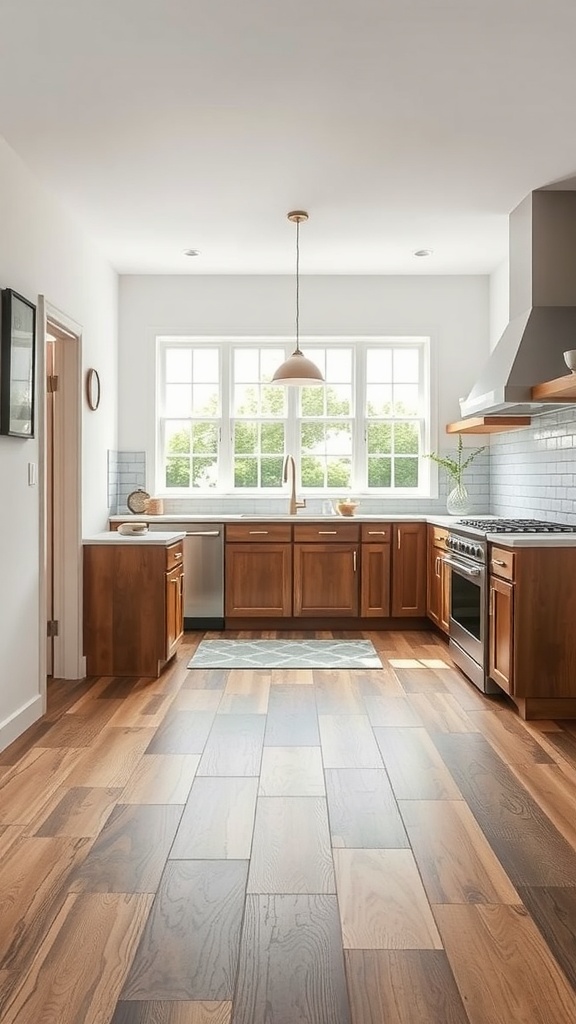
444 518 576 693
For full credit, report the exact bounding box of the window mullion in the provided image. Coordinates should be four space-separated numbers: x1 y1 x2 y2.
220 344 232 491
354 341 367 493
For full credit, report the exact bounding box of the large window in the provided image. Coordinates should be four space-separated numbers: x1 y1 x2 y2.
157 337 432 494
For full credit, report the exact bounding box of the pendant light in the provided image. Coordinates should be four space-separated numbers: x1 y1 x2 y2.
271 211 324 386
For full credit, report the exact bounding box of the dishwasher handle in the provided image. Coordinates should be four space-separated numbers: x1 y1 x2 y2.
184 530 221 537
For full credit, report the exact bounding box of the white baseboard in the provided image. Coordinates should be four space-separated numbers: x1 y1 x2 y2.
0 695 44 753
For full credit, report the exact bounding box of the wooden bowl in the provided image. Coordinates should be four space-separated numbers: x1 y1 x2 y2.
336 501 359 517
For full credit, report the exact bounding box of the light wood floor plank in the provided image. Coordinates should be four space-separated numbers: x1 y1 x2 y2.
258 746 325 796
0 835 89 969
69 803 183 893
32 786 121 837
197 715 266 776
232 895 351 1024
120 754 200 804
171 778 258 859
333 849 442 950
435 903 576 1024
374 728 462 800
218 670 270 714
400 800 519 904
1 892 153 1024
509 760 576 853
173 691 224 713
345 949 469 1024
121 861 248 1001
407 692 479 733
264 684 319 746
248 797 335 894
145 711 215 755
111 1003 232 1024
314 670 366 714
363 696 422 727
0 747 83 825
319 715 383 769
325 769 409 849
70 727 157 787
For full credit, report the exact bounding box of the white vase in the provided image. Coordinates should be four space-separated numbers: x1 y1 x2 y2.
446 482 470 516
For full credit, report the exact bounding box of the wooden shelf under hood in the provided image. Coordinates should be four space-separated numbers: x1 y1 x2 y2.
445 416 532 434
531 374 576 401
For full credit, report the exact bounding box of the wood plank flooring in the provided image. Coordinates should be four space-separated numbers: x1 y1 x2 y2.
3 628 576 1022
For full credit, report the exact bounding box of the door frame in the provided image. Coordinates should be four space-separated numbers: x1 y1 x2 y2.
38 299 83 706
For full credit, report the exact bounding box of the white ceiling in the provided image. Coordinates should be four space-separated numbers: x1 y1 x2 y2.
1 0 576 275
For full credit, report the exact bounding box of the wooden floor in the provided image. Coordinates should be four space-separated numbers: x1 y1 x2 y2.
2 629 576 1023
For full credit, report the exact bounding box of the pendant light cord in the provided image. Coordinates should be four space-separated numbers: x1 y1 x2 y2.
295 217 301 354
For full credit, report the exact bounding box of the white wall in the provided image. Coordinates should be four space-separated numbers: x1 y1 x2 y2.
489 259 509 351
0 137 118 749
119 273 490 471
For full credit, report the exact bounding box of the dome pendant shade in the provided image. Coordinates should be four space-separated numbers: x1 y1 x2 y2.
270 210 324 387
271 348 324 385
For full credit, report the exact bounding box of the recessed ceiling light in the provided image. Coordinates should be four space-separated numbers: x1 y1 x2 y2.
184 248 200 257
413 248 434 257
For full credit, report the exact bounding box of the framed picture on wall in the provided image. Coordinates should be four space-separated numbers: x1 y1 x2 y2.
0 289 36 438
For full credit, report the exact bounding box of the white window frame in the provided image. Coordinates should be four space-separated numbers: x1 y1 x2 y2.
155 335 436 498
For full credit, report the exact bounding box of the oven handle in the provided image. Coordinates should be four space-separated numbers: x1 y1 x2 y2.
443 557 483 578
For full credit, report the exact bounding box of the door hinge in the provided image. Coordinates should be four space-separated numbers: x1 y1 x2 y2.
47 619 59 637
47 374 59 393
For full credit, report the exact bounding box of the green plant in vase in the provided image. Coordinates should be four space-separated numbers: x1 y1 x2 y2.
425 433 486 515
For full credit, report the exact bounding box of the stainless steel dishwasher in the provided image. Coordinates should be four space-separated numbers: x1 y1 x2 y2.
147 521 224 629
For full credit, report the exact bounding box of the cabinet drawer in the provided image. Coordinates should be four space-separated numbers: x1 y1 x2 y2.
430 526 449 550
361 523 392 543
489 546 515 581
165 542 184 570
226 523 292 543
294 522 360 543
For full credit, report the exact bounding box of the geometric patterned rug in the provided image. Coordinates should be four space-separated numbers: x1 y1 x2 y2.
187 638 383 669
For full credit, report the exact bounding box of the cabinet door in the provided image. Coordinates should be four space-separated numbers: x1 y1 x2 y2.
489 576 514 694
392 522 427 617
166 565 184 658
361 543 391 617
426 539 441 627
225 543 292 617
294 543 358 617
440 557 451 634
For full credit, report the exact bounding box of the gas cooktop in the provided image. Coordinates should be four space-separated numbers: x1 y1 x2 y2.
457 518 576 534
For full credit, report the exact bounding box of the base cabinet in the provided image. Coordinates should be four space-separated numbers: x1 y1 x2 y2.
83 540 184 677
488 575 514 694
294 543 358 616
361 542 391 617
426 525 450 634
392 522 427 617
225 542 292 617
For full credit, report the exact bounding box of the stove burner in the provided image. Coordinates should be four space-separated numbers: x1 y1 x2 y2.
457 518 576 534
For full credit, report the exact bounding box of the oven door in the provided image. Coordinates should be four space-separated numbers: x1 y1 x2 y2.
444 555 486 666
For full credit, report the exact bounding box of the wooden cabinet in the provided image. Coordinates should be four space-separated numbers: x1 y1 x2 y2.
426 525 450 634
225 523 292 617
83 539 184 677
293 522 360 617
391 522 427 617
360 524 392 617
487 544 576 718
489 575 514 694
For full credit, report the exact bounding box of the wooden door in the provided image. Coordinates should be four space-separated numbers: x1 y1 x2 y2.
225 543 292 617
294 543 358 617
440 557 451 634
392 522 427 616
361 543 391 617
426 535 441 627
489 576 514 693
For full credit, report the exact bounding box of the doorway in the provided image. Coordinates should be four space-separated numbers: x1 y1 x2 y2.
43 310 83 689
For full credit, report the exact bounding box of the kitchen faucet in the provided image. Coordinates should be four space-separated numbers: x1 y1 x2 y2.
283 454 306 515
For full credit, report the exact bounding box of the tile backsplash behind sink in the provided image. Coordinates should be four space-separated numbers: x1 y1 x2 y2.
107 448 490 517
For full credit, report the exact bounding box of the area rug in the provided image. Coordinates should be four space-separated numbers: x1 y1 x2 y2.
187 639 383 670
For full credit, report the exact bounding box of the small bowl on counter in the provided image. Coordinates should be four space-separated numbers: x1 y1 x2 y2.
118 521 149 536
335 500 359 517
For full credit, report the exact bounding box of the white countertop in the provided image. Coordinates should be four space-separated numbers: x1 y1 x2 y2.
83 531 186 545
486 533 576 547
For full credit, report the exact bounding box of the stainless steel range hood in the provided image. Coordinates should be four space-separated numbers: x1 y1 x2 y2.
460 190 576 418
